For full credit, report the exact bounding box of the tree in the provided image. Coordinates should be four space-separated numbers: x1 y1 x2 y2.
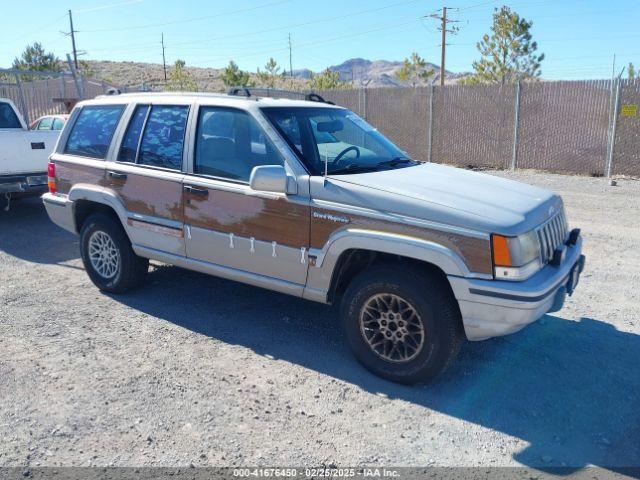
166 60 197 91
466 6 544 84
628 63 636 80
308 68 349 90
221 60 251 87
78 60 96 78
12 42 61 72
256 57 281 88
395 53 434 87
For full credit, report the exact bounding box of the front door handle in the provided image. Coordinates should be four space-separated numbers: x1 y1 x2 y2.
184 185 209 196
107 171 127 180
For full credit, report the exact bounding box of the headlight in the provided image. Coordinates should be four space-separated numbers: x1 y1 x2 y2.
491 231 541 281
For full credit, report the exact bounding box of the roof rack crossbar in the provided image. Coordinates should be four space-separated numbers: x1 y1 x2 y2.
227 87 252 97
304 93 334 105
227 87 335 104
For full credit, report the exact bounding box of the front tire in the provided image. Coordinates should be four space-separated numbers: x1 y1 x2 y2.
79 213 148 294
340 264 464 384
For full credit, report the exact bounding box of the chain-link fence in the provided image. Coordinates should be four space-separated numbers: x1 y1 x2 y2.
319 80 638 177
3 74 638 176
613 79 640 176
0 64 112 126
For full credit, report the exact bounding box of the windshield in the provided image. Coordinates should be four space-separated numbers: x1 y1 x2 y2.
261 107 418 175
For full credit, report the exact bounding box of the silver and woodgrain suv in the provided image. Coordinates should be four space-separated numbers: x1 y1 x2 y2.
43 91 585 384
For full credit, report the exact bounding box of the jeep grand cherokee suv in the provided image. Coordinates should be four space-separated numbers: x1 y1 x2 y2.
43 91 585 384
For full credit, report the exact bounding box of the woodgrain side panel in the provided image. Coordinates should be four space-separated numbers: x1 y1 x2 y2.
55 161 107 194
109 173 183 222
185 189 310 248
310 208 493 275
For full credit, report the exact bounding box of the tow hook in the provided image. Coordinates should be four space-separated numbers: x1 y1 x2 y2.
3 193 11 212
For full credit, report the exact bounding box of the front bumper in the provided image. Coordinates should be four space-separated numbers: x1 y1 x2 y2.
42 192 76 233
448 235 584 341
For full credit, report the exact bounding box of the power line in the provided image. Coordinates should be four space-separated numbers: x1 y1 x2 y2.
78 0 290 33
192 17 420 64
73 0 142 14
2 14 67 48
84 0 422 53
82 12 422 64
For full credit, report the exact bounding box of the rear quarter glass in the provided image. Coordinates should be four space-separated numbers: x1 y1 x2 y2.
64 105 125 159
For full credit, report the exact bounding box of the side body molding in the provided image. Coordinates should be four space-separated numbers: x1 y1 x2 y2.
67 184 129 233
303 228 479 303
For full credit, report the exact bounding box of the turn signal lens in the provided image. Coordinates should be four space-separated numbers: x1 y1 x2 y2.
491 234 512 266
47 162 56 194
491 231 543 281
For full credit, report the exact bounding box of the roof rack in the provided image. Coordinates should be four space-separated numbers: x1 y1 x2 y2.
227 87 334 104
227 87 252 97
304 93 334 105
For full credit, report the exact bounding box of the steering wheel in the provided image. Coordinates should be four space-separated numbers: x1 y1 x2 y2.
333 146 361 166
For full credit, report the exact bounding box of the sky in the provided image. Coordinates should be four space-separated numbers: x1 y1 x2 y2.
1 0 639 80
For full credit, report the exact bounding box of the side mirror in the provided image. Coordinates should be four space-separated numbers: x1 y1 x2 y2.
249 165 296 195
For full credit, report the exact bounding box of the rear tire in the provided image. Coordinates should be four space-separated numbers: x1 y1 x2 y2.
340 264 464 384
79 212 148 294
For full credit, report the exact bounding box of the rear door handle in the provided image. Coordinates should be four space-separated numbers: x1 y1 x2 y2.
107 171 127 179
184 185 209 196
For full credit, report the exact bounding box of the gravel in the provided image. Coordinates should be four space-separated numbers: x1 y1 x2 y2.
1 171 639 470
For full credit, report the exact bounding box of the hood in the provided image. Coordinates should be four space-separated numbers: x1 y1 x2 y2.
314 163 561 236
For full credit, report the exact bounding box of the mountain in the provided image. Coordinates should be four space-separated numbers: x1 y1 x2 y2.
81 58 469 91
293 58 468 87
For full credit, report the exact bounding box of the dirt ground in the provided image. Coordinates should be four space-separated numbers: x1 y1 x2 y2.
1 171 639 471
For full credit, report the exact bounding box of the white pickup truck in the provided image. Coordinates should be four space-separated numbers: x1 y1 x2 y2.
1 98 60 210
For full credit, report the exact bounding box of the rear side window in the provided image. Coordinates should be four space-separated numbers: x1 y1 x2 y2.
0 102 21 129
52 118 65 130
138 105 189 170
118 105 149 163
64 105 124 159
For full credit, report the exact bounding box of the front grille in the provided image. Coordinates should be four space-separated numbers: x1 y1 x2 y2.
536 208 568 264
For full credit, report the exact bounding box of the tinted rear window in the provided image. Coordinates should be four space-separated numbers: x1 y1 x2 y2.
0 102 22 129
137 105 189 170
118 105 149 163
64 105 124 159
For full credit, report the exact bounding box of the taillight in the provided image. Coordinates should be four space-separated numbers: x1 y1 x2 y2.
47 162 56 194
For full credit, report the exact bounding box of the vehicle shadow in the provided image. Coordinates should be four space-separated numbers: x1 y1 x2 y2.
0 197 79 264
114 264 639 473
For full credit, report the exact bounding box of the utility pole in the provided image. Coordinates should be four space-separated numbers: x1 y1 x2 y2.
68 10 78 70
428 6 459 86
161 33 167 83
440 7 446 86
288 33 293 77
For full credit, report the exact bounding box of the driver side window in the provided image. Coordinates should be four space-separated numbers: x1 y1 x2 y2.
194 107 283 182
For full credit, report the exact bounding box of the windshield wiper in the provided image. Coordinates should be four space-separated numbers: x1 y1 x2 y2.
376 157 417 168
328 164 379 175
